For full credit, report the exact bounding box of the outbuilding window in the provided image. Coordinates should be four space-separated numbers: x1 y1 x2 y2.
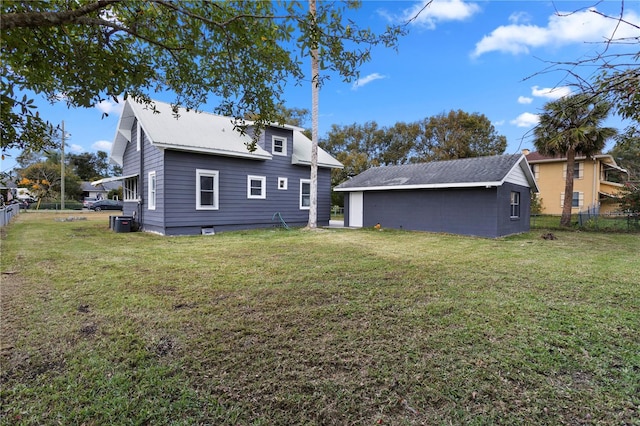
510 191 520 218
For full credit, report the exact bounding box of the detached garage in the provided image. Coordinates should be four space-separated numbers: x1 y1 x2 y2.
334 154 538 238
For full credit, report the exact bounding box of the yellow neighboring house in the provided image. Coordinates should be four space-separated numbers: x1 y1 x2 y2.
524 150 628 215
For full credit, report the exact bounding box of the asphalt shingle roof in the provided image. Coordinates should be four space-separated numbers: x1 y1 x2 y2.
335 154 524 190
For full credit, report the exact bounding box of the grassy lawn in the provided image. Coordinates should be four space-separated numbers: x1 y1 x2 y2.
1 212 639 425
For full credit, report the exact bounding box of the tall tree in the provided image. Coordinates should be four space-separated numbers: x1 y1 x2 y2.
415 110 507 162
534 93 617 227
308 0 319 230
68 151 111 181
1 1 407 154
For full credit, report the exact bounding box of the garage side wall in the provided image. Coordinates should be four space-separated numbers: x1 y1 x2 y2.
496 183 531 236
361 187 501 238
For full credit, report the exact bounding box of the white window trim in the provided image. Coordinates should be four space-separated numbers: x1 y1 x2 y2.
123 176 139 201
510 191 520 219
272 136 287 156
148 171 156 210
247 175 266 199
561 191 584 209
278 177 288 190
136 121 142 151
300 179 311 210
196 169 219 210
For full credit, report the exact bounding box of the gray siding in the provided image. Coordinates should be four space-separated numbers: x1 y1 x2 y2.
160 150 331 235
345 185 531 238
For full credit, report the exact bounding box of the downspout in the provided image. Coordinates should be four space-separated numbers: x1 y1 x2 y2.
138 128 144 230
592 159 597 209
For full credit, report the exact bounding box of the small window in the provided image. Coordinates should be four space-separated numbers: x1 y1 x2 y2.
247 175 266 199
300 179 310 210
272 136 287 156
510 191 520 218
196 169 219 210
148 171 156 210
278 177 288 190
572 191 580 208
136 121 142 151
123 176 138 201
560 191 583 208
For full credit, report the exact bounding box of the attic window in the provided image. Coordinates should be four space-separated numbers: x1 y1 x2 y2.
272 136 287 156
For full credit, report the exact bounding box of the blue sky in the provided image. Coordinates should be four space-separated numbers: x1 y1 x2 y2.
2 0 638 174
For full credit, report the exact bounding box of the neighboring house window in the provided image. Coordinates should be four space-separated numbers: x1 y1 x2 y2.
148 171 156 210
561 191 583 208
247 175 266 199
510 191 520 218
278 177 288 190
196 169 219 210
563 162 583 179
123 176 138 201
300 179 311 209
272 136 287 156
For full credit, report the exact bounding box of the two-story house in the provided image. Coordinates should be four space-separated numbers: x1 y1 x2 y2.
525 150 628 215
98 98 342 235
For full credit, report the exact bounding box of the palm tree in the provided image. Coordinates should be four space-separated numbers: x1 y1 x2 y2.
534 93 617 227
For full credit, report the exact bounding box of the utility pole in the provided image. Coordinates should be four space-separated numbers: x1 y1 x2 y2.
61 120 65 210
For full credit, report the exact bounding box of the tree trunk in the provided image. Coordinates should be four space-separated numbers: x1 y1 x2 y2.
308 0 319 229
561 147 576 227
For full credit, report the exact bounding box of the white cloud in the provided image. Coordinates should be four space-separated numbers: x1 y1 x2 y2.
510 112 540 128
531 85 572 100
68 144 84 153
95 97 124 115
493 120 505 126
352 73 386 90
472 8 640 57
92 140 113 152
518 96 533 104
402 0 480 29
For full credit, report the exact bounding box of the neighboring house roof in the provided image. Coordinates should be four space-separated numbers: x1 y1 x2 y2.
334 154 538 192
526 151 628 173
110 98 342 169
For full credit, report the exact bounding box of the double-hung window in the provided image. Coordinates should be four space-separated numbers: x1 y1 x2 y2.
148 171 156 210
510 191 520 218
247 175 266 199
196 169 219 210
300 179 311 209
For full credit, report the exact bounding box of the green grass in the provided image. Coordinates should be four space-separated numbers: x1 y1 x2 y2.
2 212 639 425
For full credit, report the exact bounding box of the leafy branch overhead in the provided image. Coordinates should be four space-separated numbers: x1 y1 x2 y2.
1 0 407 153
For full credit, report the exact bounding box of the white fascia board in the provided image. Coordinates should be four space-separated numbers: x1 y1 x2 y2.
154 142 273 160
334 181 503 192
91 174 139 186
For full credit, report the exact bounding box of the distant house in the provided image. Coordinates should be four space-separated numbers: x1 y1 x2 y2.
334 154 538 238
525 150 628 215
81 181 121 200
98 98 342 235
